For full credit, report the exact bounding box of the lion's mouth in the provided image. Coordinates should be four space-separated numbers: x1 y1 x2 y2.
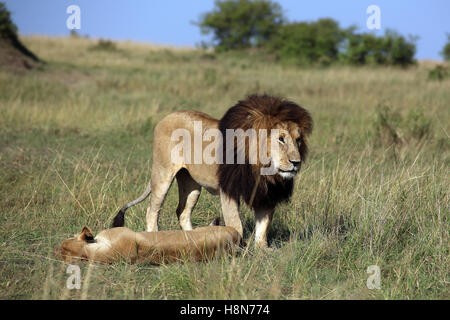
279 168 297 173
278 168 298 179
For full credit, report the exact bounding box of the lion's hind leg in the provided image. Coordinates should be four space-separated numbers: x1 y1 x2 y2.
175 168 201 230
145 168 177 232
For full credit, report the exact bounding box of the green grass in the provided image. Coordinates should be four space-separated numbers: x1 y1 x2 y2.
0 36 448 299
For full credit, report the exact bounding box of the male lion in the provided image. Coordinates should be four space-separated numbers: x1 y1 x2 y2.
112 94 312 247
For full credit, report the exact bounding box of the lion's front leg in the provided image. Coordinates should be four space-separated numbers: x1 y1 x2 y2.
220 190 243 238
254 207 274 248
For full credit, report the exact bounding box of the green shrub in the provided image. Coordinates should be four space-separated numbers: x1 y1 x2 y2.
440 33 450 62
373 105 403 146
196 1 416 67
269 18 344 65
89 39 118 52
342 30 416 66
373 106 432 147
405 108 432 141
428 65 449 81
0 2 40 65
70 30 80 39
0 2 17 38
197 0 284 52
386 30 417 67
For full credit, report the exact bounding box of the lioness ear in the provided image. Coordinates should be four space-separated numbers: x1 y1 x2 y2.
80 226 95 242
209 217 221 226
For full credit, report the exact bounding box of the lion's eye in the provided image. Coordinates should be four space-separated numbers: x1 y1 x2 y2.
296 138 301 145
278 137 285 144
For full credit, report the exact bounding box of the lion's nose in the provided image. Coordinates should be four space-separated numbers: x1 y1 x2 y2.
289 159 301 166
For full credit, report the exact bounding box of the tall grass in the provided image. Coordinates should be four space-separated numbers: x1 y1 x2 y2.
0 36 448 299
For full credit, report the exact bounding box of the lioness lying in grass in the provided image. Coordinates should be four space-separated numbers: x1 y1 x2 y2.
55 219 240 264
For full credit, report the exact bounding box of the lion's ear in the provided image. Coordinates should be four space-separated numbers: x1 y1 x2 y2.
80 226 95 242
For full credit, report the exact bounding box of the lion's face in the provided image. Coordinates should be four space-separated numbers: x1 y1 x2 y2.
218 94 312 209
269 121 303 179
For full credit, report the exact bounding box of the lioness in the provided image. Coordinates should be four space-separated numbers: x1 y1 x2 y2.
112 94 312 247
55 223 240 264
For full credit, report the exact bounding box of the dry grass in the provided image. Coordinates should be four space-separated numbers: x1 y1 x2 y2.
0 36 448 299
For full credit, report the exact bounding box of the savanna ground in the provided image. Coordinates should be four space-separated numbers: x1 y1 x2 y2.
0 36 448 299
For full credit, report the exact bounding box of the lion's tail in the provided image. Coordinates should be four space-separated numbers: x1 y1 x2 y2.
111 181 152 228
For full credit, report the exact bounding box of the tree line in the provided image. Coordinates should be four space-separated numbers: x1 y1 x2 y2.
198 0 448 67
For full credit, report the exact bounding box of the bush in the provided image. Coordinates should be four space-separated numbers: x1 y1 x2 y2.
0 2 17 38
441 34 450 62
0 2 40 67
197 0 416 67
386 30 417 67
341 31 387 65
197 0 284 51
70 30 80 39
428 65 449 81
373 106 432 147
373 105 403 146
269 18 344 65
405 109 432 141
89 39 118 52
342 30 416 66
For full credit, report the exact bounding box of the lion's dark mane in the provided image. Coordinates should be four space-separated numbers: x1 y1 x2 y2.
218 94 313 210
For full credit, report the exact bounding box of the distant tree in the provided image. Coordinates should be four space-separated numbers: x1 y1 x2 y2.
441 33 450 62
0 2 18 38
70 29 80 38
269 18 345 65
342 29 416 67
0 2 40 70
197 0 284 51
340 29 365 65
385 30 417 66
342 31 388 65
196 0 416 67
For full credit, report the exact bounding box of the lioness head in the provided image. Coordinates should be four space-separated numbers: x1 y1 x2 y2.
54 227 94 263
218 94 312 209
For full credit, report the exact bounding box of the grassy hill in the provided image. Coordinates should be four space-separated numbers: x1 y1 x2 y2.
0 36 448 299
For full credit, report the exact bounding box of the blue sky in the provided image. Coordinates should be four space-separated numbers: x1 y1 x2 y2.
4 0 450 60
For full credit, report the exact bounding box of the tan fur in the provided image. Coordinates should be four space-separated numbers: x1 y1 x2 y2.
116 95 312 248
145 111 222 232
55 225 240 264
147 112 301 242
